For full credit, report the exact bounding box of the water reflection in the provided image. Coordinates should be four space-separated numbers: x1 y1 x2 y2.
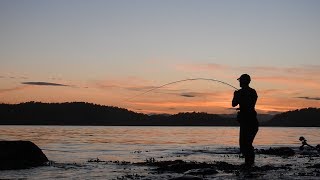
1 126 319 146
1 126 319 179
1 126 319 163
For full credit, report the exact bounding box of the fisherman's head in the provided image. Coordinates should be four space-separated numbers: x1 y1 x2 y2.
237 74 251 88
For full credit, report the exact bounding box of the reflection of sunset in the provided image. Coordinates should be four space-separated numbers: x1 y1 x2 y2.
2 126 320 152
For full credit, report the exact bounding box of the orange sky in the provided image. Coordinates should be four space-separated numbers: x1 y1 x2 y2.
1 1 320 114
1 64 319 114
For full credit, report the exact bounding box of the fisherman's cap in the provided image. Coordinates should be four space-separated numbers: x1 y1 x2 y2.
237 74 251 82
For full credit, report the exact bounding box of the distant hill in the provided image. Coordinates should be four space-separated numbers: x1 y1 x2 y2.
265 108 320 127
0 102 148 125
221 113 274 122
0 102 236 126
0 102 319 126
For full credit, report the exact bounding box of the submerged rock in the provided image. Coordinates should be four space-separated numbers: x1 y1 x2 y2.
138 160 215 173
185 168 218 175
214 161 240 171
88 158 105 163
307 164 320 169
256 147 295 156
0 141 48 170
135 159 293 176
169 175 203 180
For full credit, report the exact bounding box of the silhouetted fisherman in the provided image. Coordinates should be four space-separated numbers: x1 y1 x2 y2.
232 74 259 166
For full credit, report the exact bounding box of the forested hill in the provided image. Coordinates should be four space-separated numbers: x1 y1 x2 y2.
0 102 147 125
1 102 319 126
265 108 320 127
0 102 236 126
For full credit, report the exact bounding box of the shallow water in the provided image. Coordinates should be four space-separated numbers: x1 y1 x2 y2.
0 126 319 179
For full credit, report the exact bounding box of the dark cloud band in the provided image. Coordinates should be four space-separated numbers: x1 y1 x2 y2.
180 93 196 98
22 82 69 87
297 96 320 101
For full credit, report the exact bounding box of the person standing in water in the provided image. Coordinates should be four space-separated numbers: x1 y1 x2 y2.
232 74 259 166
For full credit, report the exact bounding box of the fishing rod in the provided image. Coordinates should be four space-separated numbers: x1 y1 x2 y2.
125 78 238 101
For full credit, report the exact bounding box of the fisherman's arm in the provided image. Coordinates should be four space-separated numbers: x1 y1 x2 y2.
232 90 239 107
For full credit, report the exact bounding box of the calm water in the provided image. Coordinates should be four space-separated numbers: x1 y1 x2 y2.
0 126 319 179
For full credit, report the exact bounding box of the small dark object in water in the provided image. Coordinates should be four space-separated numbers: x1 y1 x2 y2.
256 147 295 156
0 141 48 170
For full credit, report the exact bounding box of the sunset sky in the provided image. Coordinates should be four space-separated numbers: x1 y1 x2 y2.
1 0 320 114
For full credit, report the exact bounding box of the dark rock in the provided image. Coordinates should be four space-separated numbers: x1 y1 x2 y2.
157 161 214 173
307 164 320 169
135 160 215 174
88 158 105 163
185 168 218 175
256 147 295 156
0 141 48 170
252 165 291 171
214 161 240 171
169 175 203 180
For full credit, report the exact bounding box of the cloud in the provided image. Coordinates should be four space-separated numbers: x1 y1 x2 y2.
174 63 228 72
20 76 29 80
259 88 302 96
174 63 320 80
125 85 158 92
297 96 320 101
21 82 69 87
95 78 191 94
239 64 320 74
94 77 154 90
97 83 162 92
0 86 28 93
0 75 28 79
178 92 221 98
180 93 196 98
254 76 320 88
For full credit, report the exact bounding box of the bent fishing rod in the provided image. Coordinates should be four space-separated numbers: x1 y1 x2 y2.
125 78 239 101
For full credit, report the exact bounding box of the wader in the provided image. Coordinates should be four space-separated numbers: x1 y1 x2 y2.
238 111 259 165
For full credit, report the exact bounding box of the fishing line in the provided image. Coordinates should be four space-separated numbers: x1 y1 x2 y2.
125 78 238 101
